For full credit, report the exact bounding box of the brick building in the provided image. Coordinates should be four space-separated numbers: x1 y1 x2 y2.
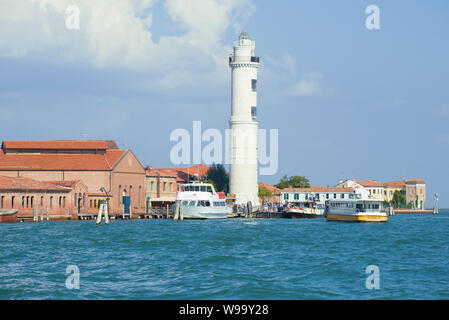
0 140 146 214
0 175 87 220
405 179 426 209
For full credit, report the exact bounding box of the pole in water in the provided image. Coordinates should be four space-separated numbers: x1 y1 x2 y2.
180 205 184 221
173 202 179 221
96 203 103 225
33 206 38 222
104 201 110 224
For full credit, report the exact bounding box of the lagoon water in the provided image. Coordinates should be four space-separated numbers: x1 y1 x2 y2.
1 212 449 300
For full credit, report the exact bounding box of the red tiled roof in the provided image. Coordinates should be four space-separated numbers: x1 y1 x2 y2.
283 186 354 193
383 180 406 187
2 140 111 151
0 149 127 171
406 178 425 183
0 175 71 192
146 168 178 178
354 180 383 187
258 182 282 194
177 164 211 176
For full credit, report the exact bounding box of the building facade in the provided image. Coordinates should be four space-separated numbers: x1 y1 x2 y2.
145 168 178 208
280 186 355 205
335 179 385 201
382 181 406 202
405 179 426 209
0 140 146 214
0 175 87 220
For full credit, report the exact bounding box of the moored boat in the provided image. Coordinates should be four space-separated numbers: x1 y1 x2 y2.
325 194 388 222
282 200 324 219
174 182 231 219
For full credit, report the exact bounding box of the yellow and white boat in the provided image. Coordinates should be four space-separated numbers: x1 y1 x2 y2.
325 194 388 223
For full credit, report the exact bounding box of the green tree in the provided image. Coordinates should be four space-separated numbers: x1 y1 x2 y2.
258 185 272 203
206 163 229 192
391 190 406 208
275 175 311 189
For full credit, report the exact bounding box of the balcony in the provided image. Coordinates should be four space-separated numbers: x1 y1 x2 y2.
229 56 260 64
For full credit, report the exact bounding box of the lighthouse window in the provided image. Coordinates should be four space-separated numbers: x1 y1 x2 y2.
251 79 257 91
251 106 257 118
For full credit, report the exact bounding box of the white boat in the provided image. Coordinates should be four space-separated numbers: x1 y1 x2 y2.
325 193 388 222
174 182 231 219
282 200 325 218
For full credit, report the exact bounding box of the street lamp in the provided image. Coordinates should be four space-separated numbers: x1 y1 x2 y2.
100 187 110 212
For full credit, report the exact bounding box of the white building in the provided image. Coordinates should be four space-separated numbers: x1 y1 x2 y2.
280 186 355 206
229 30 260 207
335 179 385 201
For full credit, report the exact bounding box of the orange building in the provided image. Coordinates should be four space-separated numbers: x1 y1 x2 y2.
0 175 87 220
0 140 146 215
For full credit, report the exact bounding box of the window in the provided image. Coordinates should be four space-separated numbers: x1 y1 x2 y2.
251 79 257 91
334 194 337 199
63 197 66 208
326 194 329 199
163 182 166 192
1 196 3 208
150 181 154 191
251 106 257 119
169 183 173 192
341 194 344 199
294 193 299 200
90 200 93 208
40 196 44 207
22 196 25 208
283 193 289 200
11 196 15 208
50 197 53 208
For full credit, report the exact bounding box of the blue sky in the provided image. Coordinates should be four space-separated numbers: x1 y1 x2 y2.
0 0 448 206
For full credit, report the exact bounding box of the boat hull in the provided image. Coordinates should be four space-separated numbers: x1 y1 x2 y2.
180 205 229 219
282 211 323 219
326 213 388 223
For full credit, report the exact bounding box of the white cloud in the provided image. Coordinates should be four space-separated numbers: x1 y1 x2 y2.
0 0 254 89
286 71 323 97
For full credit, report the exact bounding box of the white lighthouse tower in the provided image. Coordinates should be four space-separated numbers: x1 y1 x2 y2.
229 30 260 208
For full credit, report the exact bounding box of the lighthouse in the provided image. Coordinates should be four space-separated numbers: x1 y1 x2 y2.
229 30 260 208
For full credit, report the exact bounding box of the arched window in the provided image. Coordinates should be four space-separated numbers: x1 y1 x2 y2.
22 196 25 208
138 186 141 206
11 196 15 208
74 193 77 207
63 197 66 208
30 196 34 208
118 185 122 206
59 196 62 208
50 196 53 208
40 196 44 207
82 194 86 210
26 196 29 208
1 196 4 208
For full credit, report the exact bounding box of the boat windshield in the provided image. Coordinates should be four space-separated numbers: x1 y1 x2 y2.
181 184 213 193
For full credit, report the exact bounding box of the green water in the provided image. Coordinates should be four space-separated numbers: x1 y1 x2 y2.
1 212 448 299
